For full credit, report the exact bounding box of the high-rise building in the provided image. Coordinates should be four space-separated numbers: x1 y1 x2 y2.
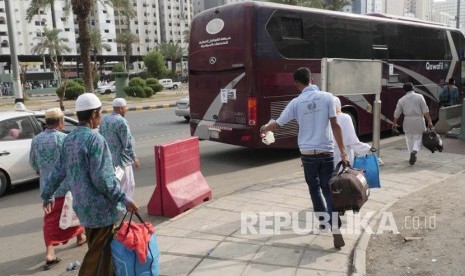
433 0 465 31
0 0 193 72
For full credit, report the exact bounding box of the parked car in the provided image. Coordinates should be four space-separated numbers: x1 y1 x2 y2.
97 81 116 94
175 97 190 121
0 103 78 197
159 79 181 90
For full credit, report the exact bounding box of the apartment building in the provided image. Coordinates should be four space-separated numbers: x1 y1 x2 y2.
0 0 193 72
433 0 465 31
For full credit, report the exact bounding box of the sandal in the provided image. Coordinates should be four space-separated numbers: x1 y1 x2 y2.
43 257 61 270
76 238 87 247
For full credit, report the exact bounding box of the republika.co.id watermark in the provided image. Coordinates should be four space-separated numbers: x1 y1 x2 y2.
240 212 436 235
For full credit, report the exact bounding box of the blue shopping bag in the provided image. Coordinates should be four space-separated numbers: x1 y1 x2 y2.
111 212 160 276
353 154 381 188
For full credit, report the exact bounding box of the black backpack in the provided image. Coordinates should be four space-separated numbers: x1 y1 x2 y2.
422 129 443 153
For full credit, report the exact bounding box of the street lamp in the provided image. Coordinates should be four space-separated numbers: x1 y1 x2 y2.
457 0 461 29
4 0 23 102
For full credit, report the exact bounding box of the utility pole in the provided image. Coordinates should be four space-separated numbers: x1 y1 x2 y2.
4 0 23 103
457 0 461 29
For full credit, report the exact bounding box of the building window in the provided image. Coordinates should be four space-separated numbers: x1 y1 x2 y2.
104 29 109 33
65 28 70 31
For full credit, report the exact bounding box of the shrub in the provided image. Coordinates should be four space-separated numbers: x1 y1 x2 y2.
73 78 85 87
144 86 154 98
129 77 146 87
112 63 126 73
55 80 85 100
145 78 163 94
124 85 144 98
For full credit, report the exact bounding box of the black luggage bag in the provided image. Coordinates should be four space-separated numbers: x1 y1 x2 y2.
329 161 370 215
422 128 443 153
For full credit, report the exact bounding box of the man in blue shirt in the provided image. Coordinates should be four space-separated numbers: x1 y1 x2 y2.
260 67 347 249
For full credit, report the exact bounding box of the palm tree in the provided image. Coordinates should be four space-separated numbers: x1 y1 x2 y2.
182 29 190 46
115 32 139 71
31 28 71 110
26 0 135 92
158 42 185 79
90 29 111 78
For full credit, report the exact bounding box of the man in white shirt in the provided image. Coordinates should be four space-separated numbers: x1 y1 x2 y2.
260 67 347 249
392 82 433 165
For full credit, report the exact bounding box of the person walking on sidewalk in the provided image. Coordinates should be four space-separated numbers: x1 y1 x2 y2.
260 67 348 249
30 108 86 271
99 98 139 201
439 78 460 107
41 93 139 275
392 82 433 165
331 96 371 167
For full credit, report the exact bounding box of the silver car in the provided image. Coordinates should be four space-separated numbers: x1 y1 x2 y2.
175 97 190 121
0 104 78 197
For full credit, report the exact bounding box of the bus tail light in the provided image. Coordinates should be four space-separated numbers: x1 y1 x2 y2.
248 97 257 126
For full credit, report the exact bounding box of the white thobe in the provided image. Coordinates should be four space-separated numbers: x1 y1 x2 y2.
394 91 429 153
333 112 371 167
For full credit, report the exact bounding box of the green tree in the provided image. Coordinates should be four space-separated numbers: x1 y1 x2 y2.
143 51 167 79
26 0 136 92
321 0 351 11
116 32 139 71
31 28 71 110
90 29 111 86
182 29 190 46
158 42 185 79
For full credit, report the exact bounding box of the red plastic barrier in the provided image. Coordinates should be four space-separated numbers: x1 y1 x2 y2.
147 137 212 217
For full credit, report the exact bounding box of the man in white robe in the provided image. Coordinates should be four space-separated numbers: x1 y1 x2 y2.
332 97 371 168
392 82 433 165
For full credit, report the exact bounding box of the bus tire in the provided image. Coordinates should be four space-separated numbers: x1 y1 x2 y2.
0 171 9 197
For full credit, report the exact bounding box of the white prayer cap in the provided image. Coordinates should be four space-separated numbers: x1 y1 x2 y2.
113 98 127 107
45 107 64 119
75 93 102 112
333 96 342 113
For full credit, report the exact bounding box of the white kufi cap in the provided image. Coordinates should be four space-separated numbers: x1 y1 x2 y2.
45 107 64 119
75 93 102 112
113 98 127 107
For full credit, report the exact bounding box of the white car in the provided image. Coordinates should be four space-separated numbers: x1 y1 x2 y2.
175 97 190 121
97 81 116 94
0 103 78 197
159 79 181 90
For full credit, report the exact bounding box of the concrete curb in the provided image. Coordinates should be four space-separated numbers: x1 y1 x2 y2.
63 103 176 117
2 93 57 98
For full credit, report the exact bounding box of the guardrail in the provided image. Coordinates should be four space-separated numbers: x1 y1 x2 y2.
435 104 462 134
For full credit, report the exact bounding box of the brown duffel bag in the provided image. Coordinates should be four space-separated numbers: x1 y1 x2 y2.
329 161 370 214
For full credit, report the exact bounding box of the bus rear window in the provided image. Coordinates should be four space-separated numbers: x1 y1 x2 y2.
281 17 303 39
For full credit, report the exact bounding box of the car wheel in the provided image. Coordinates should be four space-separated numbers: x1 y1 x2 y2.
184 116 190 121
173 85 178 89
0 171 9 197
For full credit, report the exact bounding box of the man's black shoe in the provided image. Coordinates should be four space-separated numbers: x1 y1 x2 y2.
409 151 417 165
333 233 345 249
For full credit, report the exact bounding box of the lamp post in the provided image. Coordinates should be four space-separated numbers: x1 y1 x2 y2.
4 0 23 102
457 0 461 29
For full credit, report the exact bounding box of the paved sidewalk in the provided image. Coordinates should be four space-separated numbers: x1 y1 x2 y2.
155 141 465 276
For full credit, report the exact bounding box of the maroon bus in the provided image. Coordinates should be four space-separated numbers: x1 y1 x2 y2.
188 1 464 148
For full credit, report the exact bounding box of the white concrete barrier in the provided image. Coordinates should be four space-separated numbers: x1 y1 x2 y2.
435 104 462 134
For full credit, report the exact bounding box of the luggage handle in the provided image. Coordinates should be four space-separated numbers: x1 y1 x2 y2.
117 211 151 237
334 161 351 176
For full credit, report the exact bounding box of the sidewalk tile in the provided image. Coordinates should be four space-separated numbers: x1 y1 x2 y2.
295 268 346 276
308 234 352 255
189 259 247 276
232 228 274 242
265 230 316 249
209 241 261 261
156 227 225 241
158 254 202 275
299 250 350 272
252 245 303 267
241 263 296 276
164 237 220 256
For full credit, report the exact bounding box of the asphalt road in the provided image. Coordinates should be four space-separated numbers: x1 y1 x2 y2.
0 107 305 275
